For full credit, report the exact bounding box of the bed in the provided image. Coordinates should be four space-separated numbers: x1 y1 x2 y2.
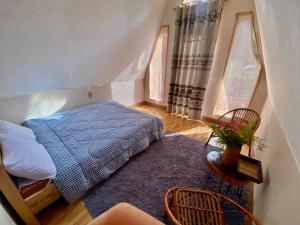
0 101 163 225
24 100 163 203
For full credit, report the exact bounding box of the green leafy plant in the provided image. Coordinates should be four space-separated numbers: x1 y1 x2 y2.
210 123 266 151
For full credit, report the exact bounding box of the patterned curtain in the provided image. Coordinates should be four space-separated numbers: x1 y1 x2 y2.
167 0 224 120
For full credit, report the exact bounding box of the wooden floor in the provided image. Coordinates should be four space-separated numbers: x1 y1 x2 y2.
37 104 214 225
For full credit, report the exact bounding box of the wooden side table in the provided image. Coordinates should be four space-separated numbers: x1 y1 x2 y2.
206 150 249 197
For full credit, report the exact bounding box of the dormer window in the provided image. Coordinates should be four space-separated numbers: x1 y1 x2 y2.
214 12 262 115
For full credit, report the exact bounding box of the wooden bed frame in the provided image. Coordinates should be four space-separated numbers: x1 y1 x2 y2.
0 150 61 225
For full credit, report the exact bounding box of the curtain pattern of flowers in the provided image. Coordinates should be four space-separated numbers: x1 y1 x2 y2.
167 0 224 120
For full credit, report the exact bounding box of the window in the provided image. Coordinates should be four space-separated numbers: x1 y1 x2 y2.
149 26 169 102
214 13 262 115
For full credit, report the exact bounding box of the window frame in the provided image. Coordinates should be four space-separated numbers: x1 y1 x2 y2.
213 11 263 116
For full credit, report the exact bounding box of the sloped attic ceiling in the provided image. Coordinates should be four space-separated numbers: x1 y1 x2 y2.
0 0 167 98
255 0 300 168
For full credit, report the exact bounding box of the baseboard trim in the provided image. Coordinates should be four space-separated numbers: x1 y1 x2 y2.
201 115 218 123
130 102 145 107
142 101 167 110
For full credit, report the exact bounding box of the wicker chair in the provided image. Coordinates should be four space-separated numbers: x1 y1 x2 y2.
205 108 261 156
165 187 261 225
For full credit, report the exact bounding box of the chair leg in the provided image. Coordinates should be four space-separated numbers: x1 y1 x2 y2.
205 131 213 145
248 142 252 156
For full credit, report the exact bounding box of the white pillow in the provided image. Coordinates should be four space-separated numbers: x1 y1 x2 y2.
0 120 36 139
0 133 56 180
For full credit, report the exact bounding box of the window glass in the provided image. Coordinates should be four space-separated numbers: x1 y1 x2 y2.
214 14 261 115
149 26 169 102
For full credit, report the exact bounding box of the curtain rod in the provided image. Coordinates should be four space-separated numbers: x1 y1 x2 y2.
173 0 228 11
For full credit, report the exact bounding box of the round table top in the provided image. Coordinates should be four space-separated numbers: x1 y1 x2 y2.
206 150 249 185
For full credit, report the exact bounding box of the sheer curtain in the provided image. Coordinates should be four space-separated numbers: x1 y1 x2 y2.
149 26 169 102
214 13 262 115
167 0 224 120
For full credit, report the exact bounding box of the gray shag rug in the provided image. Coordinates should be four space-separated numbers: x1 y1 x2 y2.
84 133 249 224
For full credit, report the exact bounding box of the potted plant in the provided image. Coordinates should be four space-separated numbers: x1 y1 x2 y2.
210 123 265 168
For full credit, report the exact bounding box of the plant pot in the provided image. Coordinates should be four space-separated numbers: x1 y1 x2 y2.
222 145 242 168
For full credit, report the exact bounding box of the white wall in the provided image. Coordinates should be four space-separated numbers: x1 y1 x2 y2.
254 98 300 225
0 0 167 123
0 0 166 98
0 80 145 124
0 205 15 225
255 0 300 168
253 0 300 223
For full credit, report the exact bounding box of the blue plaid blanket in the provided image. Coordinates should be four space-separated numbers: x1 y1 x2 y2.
24 101 163 203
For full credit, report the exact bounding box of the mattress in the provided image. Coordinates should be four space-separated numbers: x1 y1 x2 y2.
19 180 51 199
14 177 51 199
24 101 163 203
